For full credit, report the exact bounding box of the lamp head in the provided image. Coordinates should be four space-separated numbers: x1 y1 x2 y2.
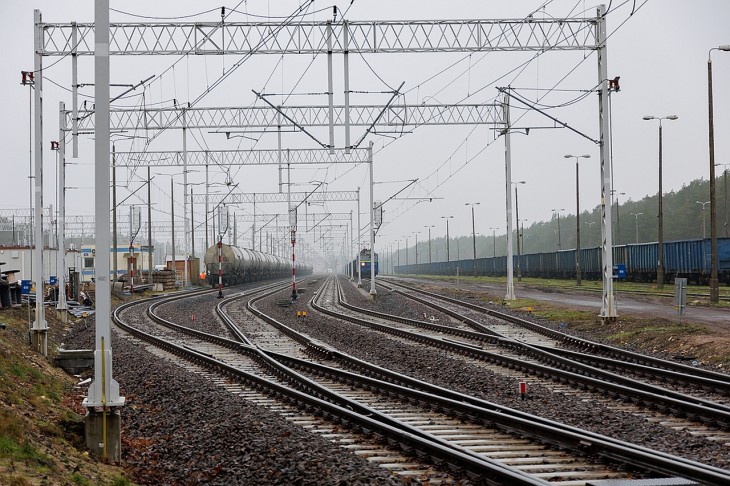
642 115 654 120
564 154 573 158
581 154 591 158
720 45 730 51
666 115 678 120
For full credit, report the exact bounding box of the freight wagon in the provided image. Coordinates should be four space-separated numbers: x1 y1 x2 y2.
395 238 730 285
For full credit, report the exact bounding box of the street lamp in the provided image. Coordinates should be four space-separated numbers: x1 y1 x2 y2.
441 216 454 263
403 235 408 266
709 46 730 301
489 227 499 257
465 202 480 276
697 201 710 239
551 208 565 250
424 225 435 264
511 182 526 281
643 114 678 289
564 154 590 285
412 231 420 273
630 212 643 244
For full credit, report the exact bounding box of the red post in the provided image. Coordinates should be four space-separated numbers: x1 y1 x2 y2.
519 381 527 400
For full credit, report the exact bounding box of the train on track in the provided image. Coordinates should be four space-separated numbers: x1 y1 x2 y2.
347 249 378 278
395 237 730 284
203 243 313 287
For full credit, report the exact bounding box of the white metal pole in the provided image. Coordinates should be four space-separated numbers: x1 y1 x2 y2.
597 5 616 320
349 209 354 279
369 142 376 295
71 22 79 158
357 187 362 287
205 155 209 250
84 0 124 410
326 21 335 154
32 9 47 354
57 102 67 317
182 109 189 287
343 20 351 153
504 92 515 300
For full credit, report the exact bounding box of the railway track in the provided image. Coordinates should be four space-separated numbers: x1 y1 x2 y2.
118 276 730 484
334 277 730 429
119 281 524 484
381 277 730 396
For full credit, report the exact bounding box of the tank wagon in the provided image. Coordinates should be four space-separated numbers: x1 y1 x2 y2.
395 237 730 285
203 243 313 287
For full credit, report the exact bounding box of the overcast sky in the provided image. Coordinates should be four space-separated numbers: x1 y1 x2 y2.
1 0 729 262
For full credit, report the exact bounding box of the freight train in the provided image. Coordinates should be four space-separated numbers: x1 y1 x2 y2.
203 243 313 287
395 237 730 285
347 249 379 278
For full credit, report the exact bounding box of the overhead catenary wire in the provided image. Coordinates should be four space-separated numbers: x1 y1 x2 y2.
377 0 648 229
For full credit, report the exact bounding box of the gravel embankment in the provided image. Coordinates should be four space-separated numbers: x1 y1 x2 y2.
62 286 401 486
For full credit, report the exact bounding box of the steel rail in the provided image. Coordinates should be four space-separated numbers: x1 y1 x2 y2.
139 278 542 484
382 277 730 387
323 279 730 428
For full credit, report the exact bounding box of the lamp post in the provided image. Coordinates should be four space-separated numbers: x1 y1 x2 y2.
404 236 409 266
489 227 498 257
465 202 480 276
488 227 499 274
441 216 454 263
643 114 678 289
716 163 730 237
709 46 730 302
424 225 435 264
412 231 420 274
630 212 643 244
511 182 526 281
551 208 565 250
586 221 596 247
565 154 590 284
697 201 710 239
518 218 528 258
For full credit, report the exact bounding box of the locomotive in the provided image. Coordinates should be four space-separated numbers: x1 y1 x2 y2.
203 243 313 287
395 237 730 285
348 249 379 278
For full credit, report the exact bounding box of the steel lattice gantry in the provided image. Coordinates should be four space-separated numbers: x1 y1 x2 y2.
192 190 358 205
66 103 502 133
40 18 598 56
55 212 354 233
113 148 370 167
